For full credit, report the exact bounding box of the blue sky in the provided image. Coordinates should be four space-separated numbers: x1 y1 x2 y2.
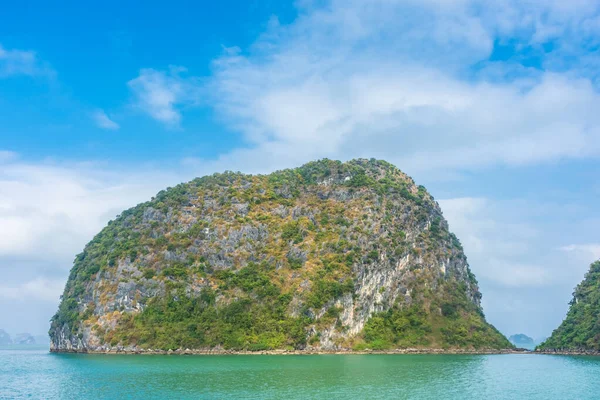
1 0 600 340
0 0 297 162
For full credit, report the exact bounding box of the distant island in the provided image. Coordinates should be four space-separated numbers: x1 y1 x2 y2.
0 329 11 345
0 330 44 345
14 333 36 345
49 159 512 353
537 261 600 354
509 334 535 350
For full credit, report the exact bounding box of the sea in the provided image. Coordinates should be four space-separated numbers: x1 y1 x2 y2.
2 346 600 399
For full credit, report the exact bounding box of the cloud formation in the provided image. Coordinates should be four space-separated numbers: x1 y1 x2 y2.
0 158 179 264
92 109 120 130
0 278 65 302
201 0 600 175
0 43 53 78
128 66 200 127
560 244 600 264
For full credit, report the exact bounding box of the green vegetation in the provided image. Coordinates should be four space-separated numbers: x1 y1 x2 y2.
281 221 305 244
359 304 432 349
215 262 279 299
306 278 354 310
108 262 311 350
354 281 511 350
538 261 600 351
109 289 309 351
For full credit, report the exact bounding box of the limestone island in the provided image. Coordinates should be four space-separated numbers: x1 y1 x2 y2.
49 159 512 354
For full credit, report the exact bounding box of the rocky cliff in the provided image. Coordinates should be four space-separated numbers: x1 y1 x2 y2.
49 159 510 352
538 260 600 352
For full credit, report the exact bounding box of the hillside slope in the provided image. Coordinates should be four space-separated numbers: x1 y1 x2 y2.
538 261 600 352
49 159 510 352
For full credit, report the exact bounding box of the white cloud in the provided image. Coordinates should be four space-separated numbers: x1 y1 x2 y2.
479 260 552 288
438 197 546 286
116 1 600 174
560 244 600 263
0 278 64 302
92 110 120 130
0 158 179 263
0 43 53 78
195 0 600 175
128 66 200 127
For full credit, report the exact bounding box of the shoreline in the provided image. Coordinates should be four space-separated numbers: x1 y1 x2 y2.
535 350 600 356
50 347 532 356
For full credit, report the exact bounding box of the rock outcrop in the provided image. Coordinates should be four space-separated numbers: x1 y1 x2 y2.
49 159 510 352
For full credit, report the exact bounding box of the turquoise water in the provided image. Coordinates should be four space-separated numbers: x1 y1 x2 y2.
2 348 600 399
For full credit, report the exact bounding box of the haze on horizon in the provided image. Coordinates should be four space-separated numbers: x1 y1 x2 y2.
1 0 600 340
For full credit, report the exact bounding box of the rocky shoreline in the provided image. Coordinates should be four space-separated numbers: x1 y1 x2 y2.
50 347 531 356
50 347 600 356
535 349 600 356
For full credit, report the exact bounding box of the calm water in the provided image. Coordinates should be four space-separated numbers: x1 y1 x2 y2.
2 347 600 399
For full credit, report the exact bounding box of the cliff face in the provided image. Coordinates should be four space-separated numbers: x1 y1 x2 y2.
538 261 600 352
49 159 509 352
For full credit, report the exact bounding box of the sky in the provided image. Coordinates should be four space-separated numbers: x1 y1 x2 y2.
1 0 600 340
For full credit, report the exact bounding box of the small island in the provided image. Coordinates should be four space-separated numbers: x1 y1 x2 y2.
49 159 511 354
509 334 535 350
0 330 40 346
0 329 12 345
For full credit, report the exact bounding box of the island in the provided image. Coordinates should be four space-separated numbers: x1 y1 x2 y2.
49 159 512 353
14 333 36 345
0 329 11 345
509 334 535 350
0 330 39 345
